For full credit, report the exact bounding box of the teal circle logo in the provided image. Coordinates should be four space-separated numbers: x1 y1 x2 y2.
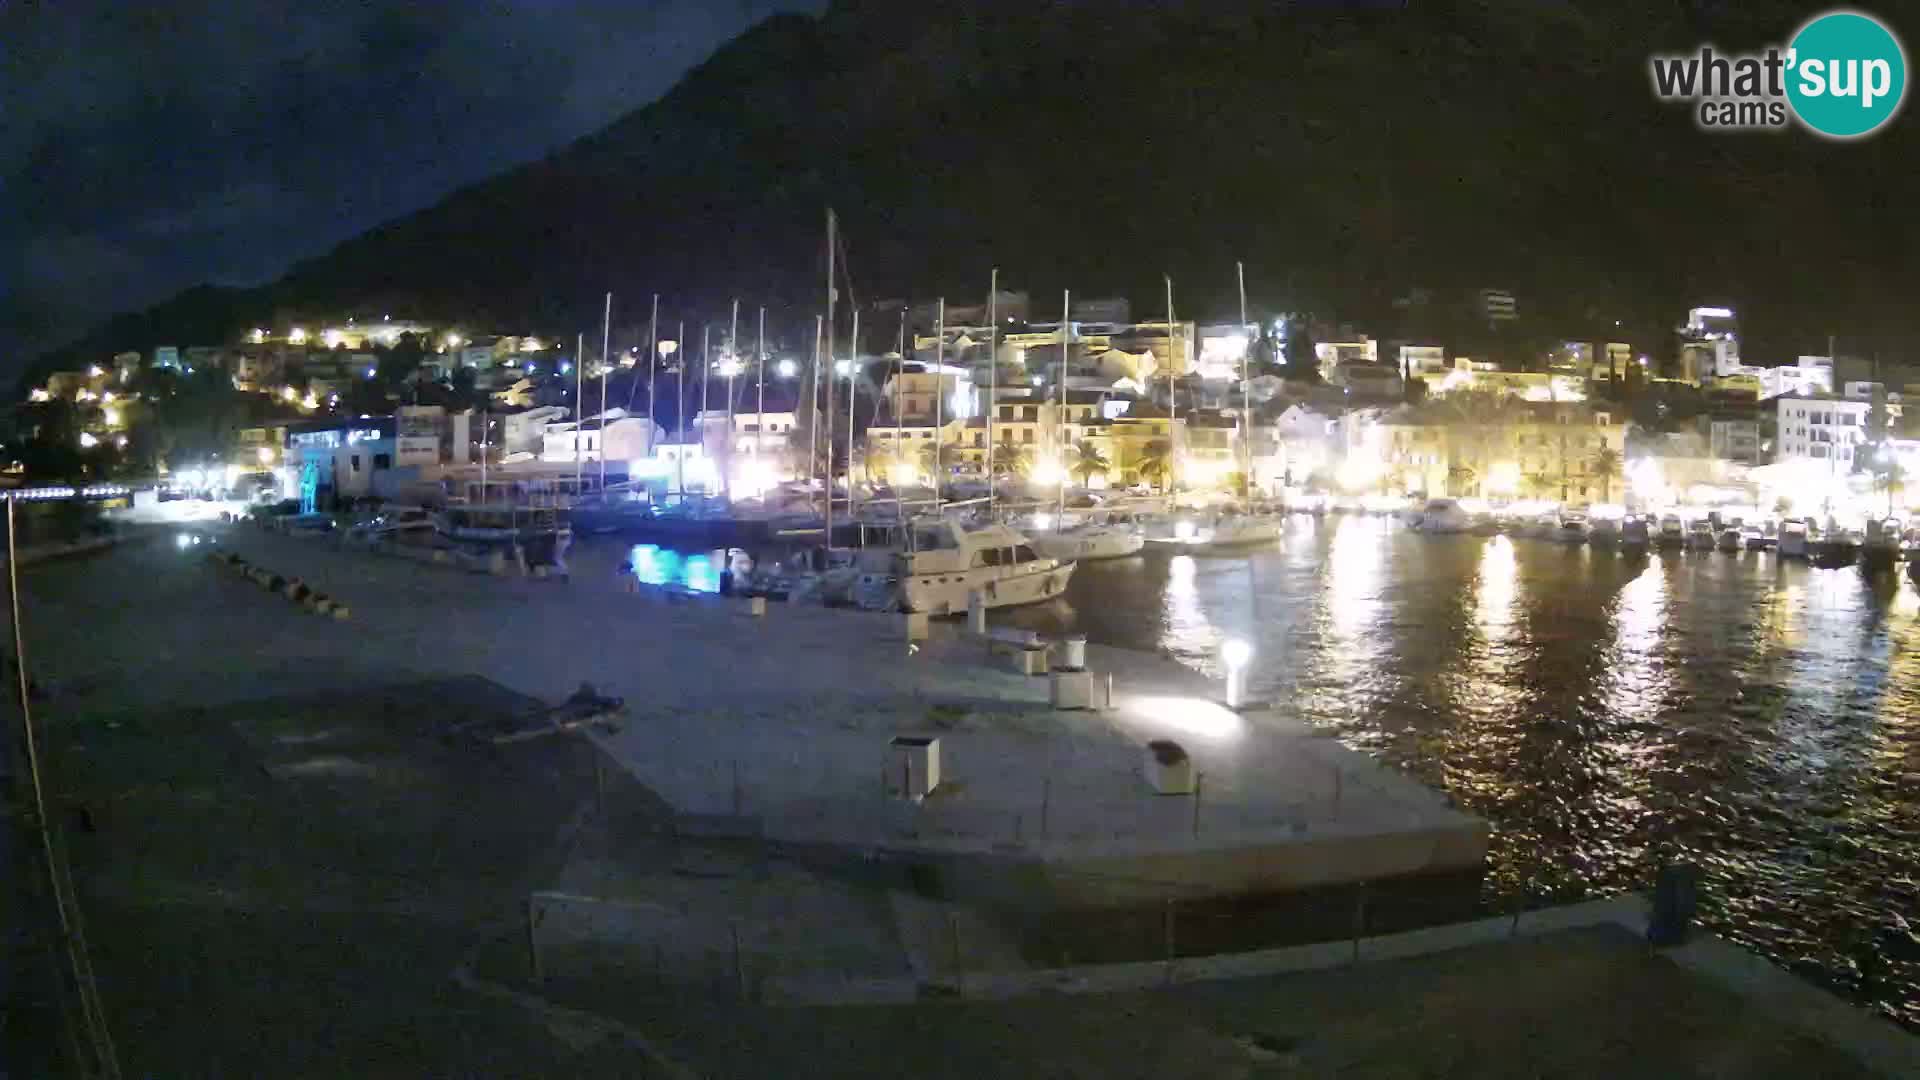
1787 11 1907 138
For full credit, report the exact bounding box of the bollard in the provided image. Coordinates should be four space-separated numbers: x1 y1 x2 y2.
746 596 767 617
966 590 987 637
902 610 929 642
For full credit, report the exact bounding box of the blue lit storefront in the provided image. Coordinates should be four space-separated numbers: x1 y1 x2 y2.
283 418 397 511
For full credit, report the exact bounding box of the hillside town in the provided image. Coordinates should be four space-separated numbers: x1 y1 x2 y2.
11 292 1916 530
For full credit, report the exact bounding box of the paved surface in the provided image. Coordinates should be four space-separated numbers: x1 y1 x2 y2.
75 525 1482 894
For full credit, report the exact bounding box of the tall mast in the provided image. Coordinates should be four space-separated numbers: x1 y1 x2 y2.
987 267 998 518
599 291 611 494
810 314 823 503
573 330 585 498
646 293 658 439
674 320 686 500
756 306 766 489
934 297 945 511
726 298 739 498
1237 261 1251 502
894 309 905 495
848 307 860 523
825 209 837 548
1058 288 1069 523
700 324 710 491
1165 275 1177 503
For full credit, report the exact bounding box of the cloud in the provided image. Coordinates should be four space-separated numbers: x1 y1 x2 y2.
0 0 822 367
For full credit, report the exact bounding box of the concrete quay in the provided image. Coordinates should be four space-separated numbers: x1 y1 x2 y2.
111 523 1482 907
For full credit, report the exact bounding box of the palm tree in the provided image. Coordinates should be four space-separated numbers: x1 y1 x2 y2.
1069 439 1110 487
1135 438 1172 492
1446 462 1476 497
1523 470 1556 500
918 440 961 479
1590 446 1621 504
991 439 1030 478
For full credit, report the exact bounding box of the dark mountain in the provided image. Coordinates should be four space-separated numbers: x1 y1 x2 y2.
27 0 1919 382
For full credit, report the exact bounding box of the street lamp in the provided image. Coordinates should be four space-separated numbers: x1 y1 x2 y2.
1221 637 1252 708
776 358 798 378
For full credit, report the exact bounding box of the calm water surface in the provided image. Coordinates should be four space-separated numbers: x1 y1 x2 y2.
999 515 1920 1026
587 519 1920 1025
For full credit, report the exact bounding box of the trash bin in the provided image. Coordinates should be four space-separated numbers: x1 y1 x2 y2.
1056 635 1087 671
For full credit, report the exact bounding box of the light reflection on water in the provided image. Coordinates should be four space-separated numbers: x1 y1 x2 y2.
997 526 1920 1027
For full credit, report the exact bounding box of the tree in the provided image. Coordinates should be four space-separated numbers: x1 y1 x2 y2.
1590 446 1621 503
918 439 962 478
1446 462 1477 497
1135 438 1172 491
377 333 427 386
991 439 1030 478
1069 439 1110 487
1523 470 1556 500
1281 318 1321 383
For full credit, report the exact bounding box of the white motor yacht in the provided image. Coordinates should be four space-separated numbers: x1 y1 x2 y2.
867 518 1074 614
1410 498 1473 534
1160 511 1282 551
1030 514 1146 562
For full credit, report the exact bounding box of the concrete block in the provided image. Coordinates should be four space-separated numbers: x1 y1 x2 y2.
1049 669 1096 710
1003 646 1049 676
1144 740 1194 795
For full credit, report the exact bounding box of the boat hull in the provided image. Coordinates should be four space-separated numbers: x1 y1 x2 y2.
1031 529 1146 562
898 561 1075 614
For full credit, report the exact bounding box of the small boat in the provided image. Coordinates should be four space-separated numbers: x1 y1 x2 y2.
1621 516 1651 551
1811 527 1860 569
1716 527 1742 553
436 503 571 544
1777 518 1811 560
1684 520 1717 551
1193 513 1284 550
872 518 1074 614
1901 527 1920 562
1742 525 1772 552
1589 517 1620 547
1410 498 1473 534
1554 512 1590 544
349 506 436 539
1861 519 1901 571
1030 514 1147 562
1655 515 1686 549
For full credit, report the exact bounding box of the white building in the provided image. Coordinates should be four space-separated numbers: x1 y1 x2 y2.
1707 418 1762 466
1775 395 1868 474
540 413 657 465
1760 356 1835 399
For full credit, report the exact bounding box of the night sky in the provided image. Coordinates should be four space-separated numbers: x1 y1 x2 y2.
1 0 821 369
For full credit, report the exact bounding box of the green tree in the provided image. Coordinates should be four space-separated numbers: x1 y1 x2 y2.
991 439 1030 478
1281 318 1321 383
918 439 962 477
1446 462 1477 497
1069 439 1110 486
1590 446 1621 504
1135 438 1172 491
377 333 428 385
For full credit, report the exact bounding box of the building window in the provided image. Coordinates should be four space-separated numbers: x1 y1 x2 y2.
373 453 391 469
350 454 362 472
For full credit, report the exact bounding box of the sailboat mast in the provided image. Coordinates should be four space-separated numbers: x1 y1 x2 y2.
987 267 998 518
1165 275 1177 503
1237 261 1250 502
573 331 585 499
646 293 658 437
848 307 860 523
934 297 945 511
1058 288 1069 523
700 324 711 490
599 291 611 494
675 321 686 500
825 209 837 548
726 298 739 498
894 310 904 493
810 314 823 504
756 306 766 489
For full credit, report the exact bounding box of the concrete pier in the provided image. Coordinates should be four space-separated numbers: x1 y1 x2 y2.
86 524 1481 906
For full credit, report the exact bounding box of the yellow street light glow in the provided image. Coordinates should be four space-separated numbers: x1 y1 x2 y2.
257 447 274 464
288 327 308 344
281 386 297 401
78 432 98 449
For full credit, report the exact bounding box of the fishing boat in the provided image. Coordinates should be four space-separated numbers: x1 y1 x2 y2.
1811 527 1860 569
568 484 655 535
1409 498 1473 534
1777 518 1811 559
436 503 571 545
864 518 1074 614
347 506 436 540
1684 520 1717 551
1553 511 1590 544
1589 516 1620 547
1860 518 1901 571
1742 523 1773 551
1620 515 1651 551
1716 526 1742 553
1655 514 1686 549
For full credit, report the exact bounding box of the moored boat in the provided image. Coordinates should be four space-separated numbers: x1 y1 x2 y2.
1409 498 1473 534
868 518 1074 614
1655 514 1686 549
1716 527 1742 553
1777 518 1811 560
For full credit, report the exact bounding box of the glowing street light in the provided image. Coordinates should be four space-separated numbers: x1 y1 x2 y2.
1222 637 1253 708
288 327 308 344
256 447 274 465
78 431 99 449
776 358 798 378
